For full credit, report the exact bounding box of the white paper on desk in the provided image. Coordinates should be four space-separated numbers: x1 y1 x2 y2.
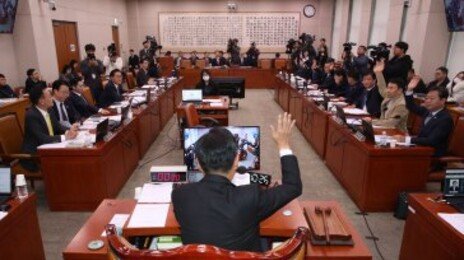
438 213 464 235
102 115 122 121
127 204 169 228
38 142 68 149
138 183 173 203
0 212 7 221
374 135 394 143
231 173 250 186
101 214 130 237
210 102 223 107
347 118 362 126
343 108 369 115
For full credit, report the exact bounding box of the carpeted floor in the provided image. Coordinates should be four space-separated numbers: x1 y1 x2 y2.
34 89 439 260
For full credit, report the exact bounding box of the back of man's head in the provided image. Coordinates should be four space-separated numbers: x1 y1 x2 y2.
389 77 406 90
394 41 409 53
194 127 238 175
27 68 35 77
29 86 44 106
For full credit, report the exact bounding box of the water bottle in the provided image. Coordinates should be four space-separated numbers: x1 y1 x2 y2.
15 174 28 200
380 131 388 146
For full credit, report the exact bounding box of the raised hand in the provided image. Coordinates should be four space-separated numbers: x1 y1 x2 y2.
373 59 385 73
270 113 296 150
408 75 421 91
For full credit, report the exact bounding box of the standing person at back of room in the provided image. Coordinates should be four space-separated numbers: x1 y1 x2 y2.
172 113 302 252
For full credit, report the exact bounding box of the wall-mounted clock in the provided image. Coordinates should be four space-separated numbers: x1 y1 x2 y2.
303 4 316 18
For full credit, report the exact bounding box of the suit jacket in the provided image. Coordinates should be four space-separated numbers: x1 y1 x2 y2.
353 85 383 118
345 82 364 104
128 55 140 69
22 106 66 155
25 78 47 94
427 78 450 91
136 69 150 87
67 92 99 119
0 85 17 98
97 81 124 108
172 155 302 252
405 94 454 156
210 57 228 67
50 99 79 128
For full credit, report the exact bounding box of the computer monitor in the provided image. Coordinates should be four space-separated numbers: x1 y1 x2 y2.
211 77 245 99
444 169 464 197
96 118 109 142
183 126 260 171
0 167 13 204
361 120 375 143
182 89 203 103
335 105 347 124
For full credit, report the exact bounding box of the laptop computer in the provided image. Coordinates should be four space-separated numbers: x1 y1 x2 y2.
443 169 464 212
0 167 13 205
96 118 109 142
182 89 203 104
362 120 376 143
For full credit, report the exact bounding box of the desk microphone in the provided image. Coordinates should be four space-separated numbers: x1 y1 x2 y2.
236 166 248 174
236 166 272 186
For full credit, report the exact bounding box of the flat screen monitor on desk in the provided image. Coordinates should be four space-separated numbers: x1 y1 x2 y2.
182 89 203 103
211 77 245 109
183 126 260 171
0 167 12 204
96 119 109 142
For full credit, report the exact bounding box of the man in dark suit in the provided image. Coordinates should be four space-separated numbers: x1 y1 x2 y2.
21 87 78 171
80 44 104 100
98 69 124 108
351 71 383 118
0 74 17 98
172 113 302 252
139 40 154 65
401 77 454 157
136 59 152 87
50 80 79 129
426 66 450 90
25 69 47 94
128 49 140 71
210 51 228 67
67 77 110 119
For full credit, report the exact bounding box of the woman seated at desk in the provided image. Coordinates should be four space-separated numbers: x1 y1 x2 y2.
196 70 217 96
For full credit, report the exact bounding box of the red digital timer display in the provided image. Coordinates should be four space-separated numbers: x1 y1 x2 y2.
151 172 187 182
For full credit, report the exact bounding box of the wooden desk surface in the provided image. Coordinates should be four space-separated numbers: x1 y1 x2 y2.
400 193 464 260
301 201 372 260
0 193 45 260
64 199 373 260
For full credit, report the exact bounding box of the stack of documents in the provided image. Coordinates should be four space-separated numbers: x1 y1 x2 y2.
127 204 170 228
138 183 173 203
343 108 369 115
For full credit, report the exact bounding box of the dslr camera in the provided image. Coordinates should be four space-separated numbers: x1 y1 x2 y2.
367 42 392 61
343 42 356 53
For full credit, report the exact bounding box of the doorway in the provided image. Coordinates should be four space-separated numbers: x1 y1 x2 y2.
52 20 80 73
112 26 121 55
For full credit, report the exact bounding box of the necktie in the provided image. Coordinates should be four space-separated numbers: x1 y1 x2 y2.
44 113 54 136
60 103 68 122
115 85 120 96
424 113 433 125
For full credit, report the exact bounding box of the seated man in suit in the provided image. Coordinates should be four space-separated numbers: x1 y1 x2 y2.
364 60 409 131
398 77 454 157
25 68 47 94
210 51 228 67
426 66 450 91
349 71 383 118
340 70 364 104
21 87 78 171
0 74 18 98
172 113 302 252
98 69 124 108
136 59 153 87
67 77 110 119
128 49 140 71
50 80 79 129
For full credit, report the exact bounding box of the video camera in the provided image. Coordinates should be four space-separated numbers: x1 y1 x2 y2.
299 33 315 46
286 39 297 54
367 42 391 61
343 42 356 53
145 35 162 53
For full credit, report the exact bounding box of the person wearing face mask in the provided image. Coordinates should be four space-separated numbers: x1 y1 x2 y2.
196 70 217 96
363 60 409 131
446 71 464 102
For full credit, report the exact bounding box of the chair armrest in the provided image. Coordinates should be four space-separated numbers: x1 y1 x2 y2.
200 117 220 127
436 156 464 163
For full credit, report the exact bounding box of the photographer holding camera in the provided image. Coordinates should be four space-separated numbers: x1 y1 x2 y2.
341 42 356 71
244 42 260 67
80 44 104 99
383 41 413 82
228 38 241 66
103 43 123 76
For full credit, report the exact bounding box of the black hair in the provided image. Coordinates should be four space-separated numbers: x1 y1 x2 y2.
388 77 406 90
362 70 377 80
427 86 449 100
27 68 36 77
275 53 281 58
85 44 96 52
109 69 121 78
409 68 415 73
436 66 448 75
69 59 78 69
326 57 335 63
143 40 149 45
347 70 359 81
334 69 347 85
68 76 83 89
140 58 150 65
0 73 4 78
29 86 45 105
194 127 238 175
166 51 172 56
61 64 71 74
394 41 409 53
52 80 69 92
